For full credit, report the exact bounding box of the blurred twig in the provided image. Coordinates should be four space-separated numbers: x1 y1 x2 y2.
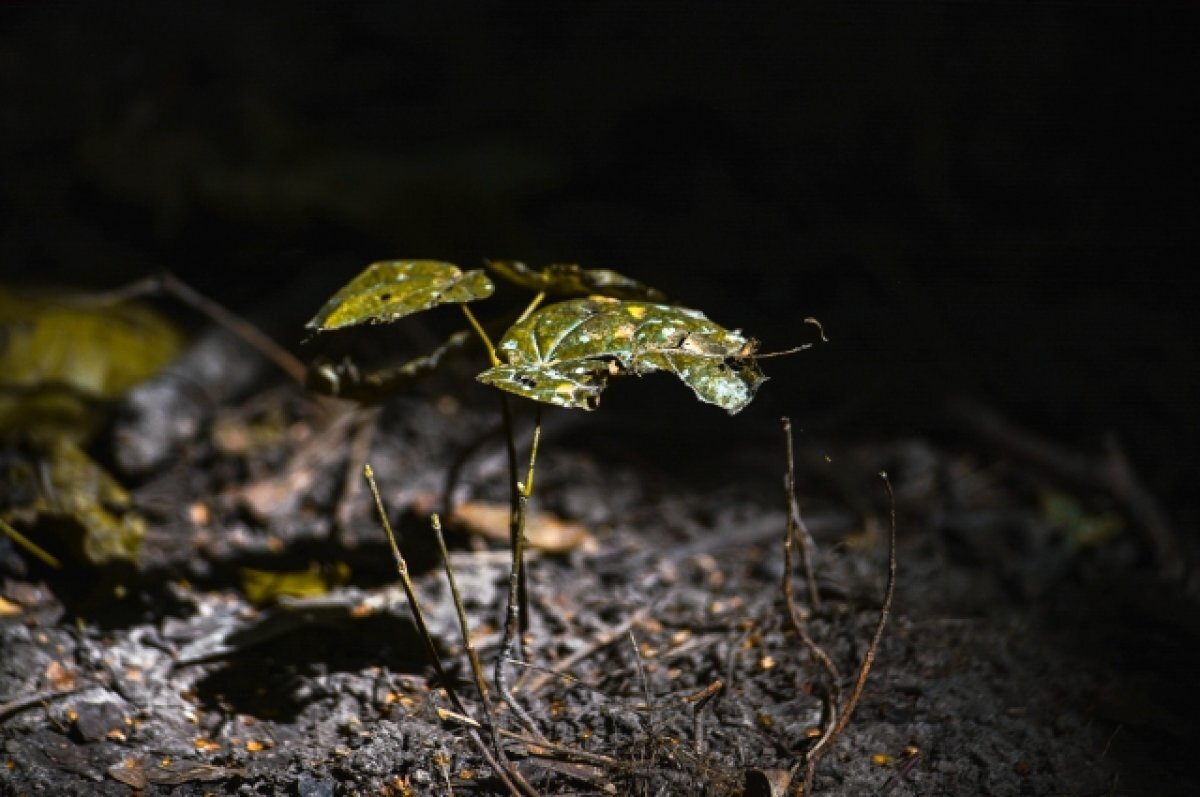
950 397 1184 580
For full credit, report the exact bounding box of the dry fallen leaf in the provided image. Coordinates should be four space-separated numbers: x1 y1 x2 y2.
413 496 594 554
0 596 21 617
43 659 76 691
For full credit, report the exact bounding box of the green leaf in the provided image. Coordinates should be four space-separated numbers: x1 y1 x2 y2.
306 260 494 331
3 438 145 565
485 260 668 302
477 297 765 413
241 562 350 606
0 285 184 441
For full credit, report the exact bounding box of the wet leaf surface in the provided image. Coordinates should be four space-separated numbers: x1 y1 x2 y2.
240 563 351 606
306 261 494 331
486 260 668 301
478 297 765 412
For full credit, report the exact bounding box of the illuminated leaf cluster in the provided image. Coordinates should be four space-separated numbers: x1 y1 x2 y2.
308 259 766 413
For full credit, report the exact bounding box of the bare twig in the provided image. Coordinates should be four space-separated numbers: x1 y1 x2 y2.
688 680 723 755
518 607 653 696
782 418 821 609
0 684 86 723
431 513 504 762
90 272 307 385
629 629 654 710
803 471 898 793
363 465 538 797
335 406 380 546
780 418 841 763
438 707 622 769
949 397 1184 580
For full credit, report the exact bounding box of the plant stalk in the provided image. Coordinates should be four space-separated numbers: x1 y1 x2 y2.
495 405 543 737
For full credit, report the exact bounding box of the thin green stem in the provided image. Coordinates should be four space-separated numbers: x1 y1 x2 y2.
522 405 543 499
0 518 61 569
515 291 546 325
460 304 499 367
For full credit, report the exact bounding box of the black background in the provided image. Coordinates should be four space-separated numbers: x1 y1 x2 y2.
3 2 1196 526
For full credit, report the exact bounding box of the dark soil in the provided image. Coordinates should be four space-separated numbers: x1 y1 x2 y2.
2 5 1197 795
4 341 1196 796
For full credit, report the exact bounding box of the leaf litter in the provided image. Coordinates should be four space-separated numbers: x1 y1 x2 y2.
0 274 1157 795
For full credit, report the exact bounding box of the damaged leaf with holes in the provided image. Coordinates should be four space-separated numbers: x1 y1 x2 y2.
306 260 495 331
485 260 668 302
477 297 766 413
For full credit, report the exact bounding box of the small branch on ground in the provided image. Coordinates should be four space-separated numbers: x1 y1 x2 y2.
783 417 821 609
802 471 898 794
89 272 307 385
780 417 842 774
949 397 1184 581
0 684 86 723
364 464 539 797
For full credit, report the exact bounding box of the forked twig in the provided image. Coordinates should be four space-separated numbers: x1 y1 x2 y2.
780 418 841 750
802 472 898 794
949 397 1183 580
363 465 538 797
782 417 822 610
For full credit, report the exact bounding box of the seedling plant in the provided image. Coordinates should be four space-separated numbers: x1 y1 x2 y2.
307 261 767 703
306 259 887 794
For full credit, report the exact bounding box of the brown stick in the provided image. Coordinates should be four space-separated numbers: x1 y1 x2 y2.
0 685 85 723
518 607 653 696
782 418 821 609
87 272 307 385
780 418 842 748
949 397 1184 580
802 471 898 794
431 513 505 764
364 465 539 797
334 407 380 546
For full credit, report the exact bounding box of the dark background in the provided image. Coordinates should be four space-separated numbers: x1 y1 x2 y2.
2 3 1196 527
